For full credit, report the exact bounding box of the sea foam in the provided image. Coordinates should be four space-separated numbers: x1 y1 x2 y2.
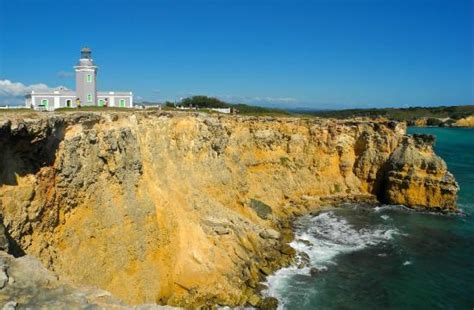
265 210 401 309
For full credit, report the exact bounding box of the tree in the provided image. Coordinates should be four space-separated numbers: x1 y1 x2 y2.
180 96 229 108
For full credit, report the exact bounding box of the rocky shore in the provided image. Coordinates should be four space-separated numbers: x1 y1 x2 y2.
407 115 474 127
0 111 458 308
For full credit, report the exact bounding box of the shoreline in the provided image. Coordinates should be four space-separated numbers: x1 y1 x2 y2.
261 201 466 308
0 111 459 308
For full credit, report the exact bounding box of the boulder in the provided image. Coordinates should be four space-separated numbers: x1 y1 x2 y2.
259 229 280 240
280 244 296 256
248 294 261 307
249 199 272 219
309 267 320 277
260 297 279 310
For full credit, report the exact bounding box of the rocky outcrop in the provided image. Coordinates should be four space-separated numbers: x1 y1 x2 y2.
383 134 458 211
406 115 474 128
0 111 458 308
455 116 474 127
0 250 177 309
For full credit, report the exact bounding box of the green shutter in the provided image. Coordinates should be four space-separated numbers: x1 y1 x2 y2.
87 94 92 103
87 74 92 83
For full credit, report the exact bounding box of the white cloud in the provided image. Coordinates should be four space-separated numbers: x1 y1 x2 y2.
216 94 299 105
248 96 298 103
57 70 74 78
0 79 68 105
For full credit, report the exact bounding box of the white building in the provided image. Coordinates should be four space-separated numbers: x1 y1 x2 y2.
25 47 133 111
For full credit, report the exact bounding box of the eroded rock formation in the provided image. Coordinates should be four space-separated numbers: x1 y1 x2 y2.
0 111 458 308
384 134 458 211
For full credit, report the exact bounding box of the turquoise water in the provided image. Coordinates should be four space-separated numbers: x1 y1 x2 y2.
266 128 474 309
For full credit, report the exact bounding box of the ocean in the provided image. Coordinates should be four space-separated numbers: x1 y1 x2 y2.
265 127 474 309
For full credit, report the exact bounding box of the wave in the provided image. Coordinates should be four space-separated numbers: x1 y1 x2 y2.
264 210 402 309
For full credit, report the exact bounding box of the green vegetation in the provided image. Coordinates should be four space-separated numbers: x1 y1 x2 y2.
333 183 342 194
249 199 273 219
232 103 290 116
181 96 228 108
178 96 290 116
301 105 474 122
164 101 175 108
280 156 291 167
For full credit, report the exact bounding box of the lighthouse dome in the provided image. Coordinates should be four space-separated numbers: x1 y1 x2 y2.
77 47 95 66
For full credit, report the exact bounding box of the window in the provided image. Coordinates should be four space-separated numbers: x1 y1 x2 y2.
119 99 126 107
87 74 93 83
98 99 104 107
41 99 49 107
87 94 92 103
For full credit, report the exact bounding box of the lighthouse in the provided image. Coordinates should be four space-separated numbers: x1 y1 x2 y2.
74 47 98 106
25 47 133 110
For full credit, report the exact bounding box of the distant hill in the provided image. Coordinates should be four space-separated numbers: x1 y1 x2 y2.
298 105 474 126
136 98 474 126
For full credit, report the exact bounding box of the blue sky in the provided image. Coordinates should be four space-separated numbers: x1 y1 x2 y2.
0 0 472 109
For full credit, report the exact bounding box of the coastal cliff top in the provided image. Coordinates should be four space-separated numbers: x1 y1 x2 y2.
0 109 402 127
4 107 472 128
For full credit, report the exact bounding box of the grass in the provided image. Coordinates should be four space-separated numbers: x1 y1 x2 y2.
6 104 472 122
280 156 291 167
300 105 474 121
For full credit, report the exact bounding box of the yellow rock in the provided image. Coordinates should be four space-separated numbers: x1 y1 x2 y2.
0 111 458 307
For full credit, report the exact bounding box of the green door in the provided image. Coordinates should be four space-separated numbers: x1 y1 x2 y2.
98 99 105 107
119 99 125 107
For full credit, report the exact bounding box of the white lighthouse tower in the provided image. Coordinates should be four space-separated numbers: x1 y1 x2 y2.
74 47 97 106
25 47 133 110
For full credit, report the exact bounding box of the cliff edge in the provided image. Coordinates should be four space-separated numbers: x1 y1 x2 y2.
0 111 458 308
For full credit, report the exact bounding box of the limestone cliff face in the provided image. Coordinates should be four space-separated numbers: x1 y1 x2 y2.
455 116 474 127
0 111 458 307
383 134 458 211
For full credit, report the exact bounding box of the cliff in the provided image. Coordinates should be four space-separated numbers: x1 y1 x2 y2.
455 116 474 127
384 134 458 211
0 111 458 308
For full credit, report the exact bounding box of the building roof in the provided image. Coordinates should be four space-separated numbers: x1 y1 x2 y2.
25 90 132 97
25 89 76 97
98 91 133 96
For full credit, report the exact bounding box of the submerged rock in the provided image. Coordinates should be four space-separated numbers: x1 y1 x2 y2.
296 252 311 269
310 267 321 277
